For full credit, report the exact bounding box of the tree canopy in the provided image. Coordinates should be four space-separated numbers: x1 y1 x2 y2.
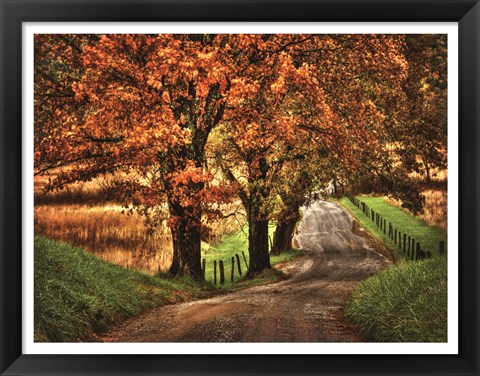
35 33 448 278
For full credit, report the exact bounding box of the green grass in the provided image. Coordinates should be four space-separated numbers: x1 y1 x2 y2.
201 228 249 286
346 257 447 342
34 236 213 342
201 224 302 287
36 227 303 342
337 195 448 342
339 196 447 260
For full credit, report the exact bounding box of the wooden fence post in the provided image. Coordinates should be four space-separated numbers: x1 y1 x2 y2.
439 241 446 256
242 251 248 269
202 259 206 279
219 260 225 285
411 239 415 260
407 236 411 256
403 234 406 253
394 229 397 244
416 243 422 260
383 219 386 234
231 257 235 282
236 254 243 276
214 260 217 285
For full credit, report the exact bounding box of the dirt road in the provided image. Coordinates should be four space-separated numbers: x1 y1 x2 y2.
99 200 392 342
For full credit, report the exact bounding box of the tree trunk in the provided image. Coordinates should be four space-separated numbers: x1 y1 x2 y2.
271 171 310 255
424 160 431 182
420 154 431 183
168 218 203 279
246 157 271 277
271 218 297 255
167 200 203 279
247 217 271 277
162 130 208 279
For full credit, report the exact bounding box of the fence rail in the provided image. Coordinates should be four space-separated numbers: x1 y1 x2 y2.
349 196 446 261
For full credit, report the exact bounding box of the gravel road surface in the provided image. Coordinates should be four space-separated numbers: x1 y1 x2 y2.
98 200 392 342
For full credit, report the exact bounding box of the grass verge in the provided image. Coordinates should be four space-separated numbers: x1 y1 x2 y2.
345 257 447 342
34 236 213 342
338 196 447 260
337 196 448 342
201 224 302 288
36 229 302 342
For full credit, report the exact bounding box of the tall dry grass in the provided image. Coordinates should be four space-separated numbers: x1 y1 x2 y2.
35 171 173 273
384 165 447 231
34 171 246 273
418 189 447 231
34 202 246 274
34 204 173 274
386 190 447 231
34 172 120 206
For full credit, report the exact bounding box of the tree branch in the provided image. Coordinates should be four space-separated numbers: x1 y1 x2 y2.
218 160 249 210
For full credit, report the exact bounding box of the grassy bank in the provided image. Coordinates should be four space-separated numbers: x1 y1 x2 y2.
339 196 447 260
34 236 212 342
338 196 448 342
345 257 447 342
36 227 302 342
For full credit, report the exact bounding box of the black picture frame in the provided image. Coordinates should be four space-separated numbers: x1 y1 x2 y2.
1 0 479 375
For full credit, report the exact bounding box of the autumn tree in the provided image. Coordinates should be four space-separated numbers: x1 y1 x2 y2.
301 35 428 213
216 35 428 268
34 34 247 278
35 33 436 279
34 35 97 172
212 35 324 275
395 34 448 183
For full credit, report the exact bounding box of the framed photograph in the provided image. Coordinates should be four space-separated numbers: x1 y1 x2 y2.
1 0 479 375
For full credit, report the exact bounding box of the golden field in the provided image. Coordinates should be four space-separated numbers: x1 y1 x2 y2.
34 203 173 273
34 174 245 273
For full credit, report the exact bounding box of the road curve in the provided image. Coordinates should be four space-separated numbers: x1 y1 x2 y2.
98 200 392 342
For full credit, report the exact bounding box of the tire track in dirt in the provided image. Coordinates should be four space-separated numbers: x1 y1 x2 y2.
98 200 392 342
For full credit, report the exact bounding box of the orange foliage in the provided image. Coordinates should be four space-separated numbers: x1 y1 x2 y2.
34 34 445 276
